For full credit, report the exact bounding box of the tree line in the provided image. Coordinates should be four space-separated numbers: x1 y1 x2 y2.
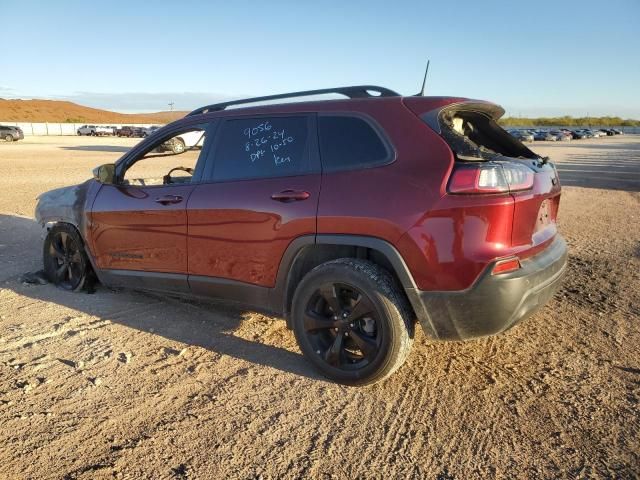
499 116 640 127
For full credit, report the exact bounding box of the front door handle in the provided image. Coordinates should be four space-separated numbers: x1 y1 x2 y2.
155 195 183 205
271 190 311 202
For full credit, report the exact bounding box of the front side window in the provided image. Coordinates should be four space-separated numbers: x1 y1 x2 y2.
211 116 311 182
122 126 208 186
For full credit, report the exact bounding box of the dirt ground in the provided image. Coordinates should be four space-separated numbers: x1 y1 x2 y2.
0 135 638 479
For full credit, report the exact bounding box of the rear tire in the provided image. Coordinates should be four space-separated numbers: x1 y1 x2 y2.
291 259 414 385
171 138 186 154
43 224 91 292
5 135 13 142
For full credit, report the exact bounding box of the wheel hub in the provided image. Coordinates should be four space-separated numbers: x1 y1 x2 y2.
303 283 381 369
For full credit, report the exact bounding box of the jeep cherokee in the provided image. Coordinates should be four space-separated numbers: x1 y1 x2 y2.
35 85 567 385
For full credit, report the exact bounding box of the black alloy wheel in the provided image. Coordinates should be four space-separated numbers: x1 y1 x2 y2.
292 259 414 385
43 225 89 291
303 282 381 369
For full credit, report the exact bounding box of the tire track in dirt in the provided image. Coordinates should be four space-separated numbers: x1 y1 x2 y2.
339 354 425 477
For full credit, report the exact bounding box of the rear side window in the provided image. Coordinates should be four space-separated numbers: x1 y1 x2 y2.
318 115 391 172
211 116 311 182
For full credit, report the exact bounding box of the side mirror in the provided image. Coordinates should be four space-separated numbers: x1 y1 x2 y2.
93 163 116 184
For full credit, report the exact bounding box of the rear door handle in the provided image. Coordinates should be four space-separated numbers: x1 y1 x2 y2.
271 190 310 202
155 195 183 205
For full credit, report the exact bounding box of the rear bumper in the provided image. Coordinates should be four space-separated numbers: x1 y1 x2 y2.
409 235 568 341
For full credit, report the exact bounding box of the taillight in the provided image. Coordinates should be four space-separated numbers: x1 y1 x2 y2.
448 162 534 194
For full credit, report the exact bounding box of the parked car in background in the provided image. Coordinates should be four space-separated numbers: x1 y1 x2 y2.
550 130 571 141
77 125 97 136
116 126 134 137
77 125 113 136
582 129 598 138
508 129 534 142
570 130 587 139
116 126 146 138
0 125 24 142
143 125 162 137
155 129 205 154
34 85 567 385
574 129 590 138
611 128 623 135
534 130 557 141
95 126 114 136
599 129 615 136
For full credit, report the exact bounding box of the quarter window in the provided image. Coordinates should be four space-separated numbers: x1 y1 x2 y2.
211 116 311 182
318 115 391 172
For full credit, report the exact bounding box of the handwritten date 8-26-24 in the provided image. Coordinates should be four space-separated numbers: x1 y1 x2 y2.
243 120 296 166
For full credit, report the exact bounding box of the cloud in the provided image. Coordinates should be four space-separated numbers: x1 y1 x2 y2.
0 85 16 96
50 91 239 113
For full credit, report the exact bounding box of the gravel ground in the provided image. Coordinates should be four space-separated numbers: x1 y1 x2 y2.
0 135 638 479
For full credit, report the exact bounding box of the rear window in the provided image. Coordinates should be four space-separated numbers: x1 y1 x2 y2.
435 109 537 161
318 115 391 172
211 116 311 181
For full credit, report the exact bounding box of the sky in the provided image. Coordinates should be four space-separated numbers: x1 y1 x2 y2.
1 0 639 118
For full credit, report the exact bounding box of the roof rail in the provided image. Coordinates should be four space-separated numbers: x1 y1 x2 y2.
186 85 400 116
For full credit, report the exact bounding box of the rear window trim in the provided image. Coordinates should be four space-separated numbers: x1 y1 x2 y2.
317 111 396 174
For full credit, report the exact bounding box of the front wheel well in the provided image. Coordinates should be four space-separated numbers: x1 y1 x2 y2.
44 221 95 269
44 220 80 233
282 243 416 327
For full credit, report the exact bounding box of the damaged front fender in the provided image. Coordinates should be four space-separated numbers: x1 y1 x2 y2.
34 180 96 232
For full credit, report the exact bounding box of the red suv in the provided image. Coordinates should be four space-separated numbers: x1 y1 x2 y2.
35 86 567 385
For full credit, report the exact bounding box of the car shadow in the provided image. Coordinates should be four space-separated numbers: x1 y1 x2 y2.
1 213 321 381
60 145 132 153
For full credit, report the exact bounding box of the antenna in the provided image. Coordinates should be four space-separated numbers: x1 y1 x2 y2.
417 60 430 96
168 101 174 112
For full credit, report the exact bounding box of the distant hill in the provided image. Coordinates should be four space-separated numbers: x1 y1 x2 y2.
0 98 188 124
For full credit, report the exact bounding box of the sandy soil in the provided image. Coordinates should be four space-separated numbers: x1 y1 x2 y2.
0 135 638 479
0 100 185 124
